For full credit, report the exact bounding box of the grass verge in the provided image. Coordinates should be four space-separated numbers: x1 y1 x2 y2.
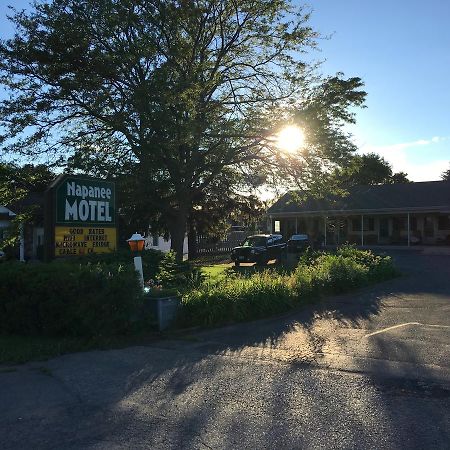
0 333 161 365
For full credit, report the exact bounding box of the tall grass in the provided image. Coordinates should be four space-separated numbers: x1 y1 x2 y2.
179 246 398 327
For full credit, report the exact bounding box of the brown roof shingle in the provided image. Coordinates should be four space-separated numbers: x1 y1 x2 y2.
268 181 450 215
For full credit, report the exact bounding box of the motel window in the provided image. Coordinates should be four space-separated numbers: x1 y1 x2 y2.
298 219 307 233
352 218 374 232
392 217 407 232
364 218 375 232
274 220 281 233
438 215 450 231
352 219 361 232
314 219 320 232
424 217 434 237
409 217 417 231
152 234 159 246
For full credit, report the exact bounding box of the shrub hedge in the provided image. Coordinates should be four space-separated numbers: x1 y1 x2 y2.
179 246 398 327
1 246 398 336
73 248 202 288
180 271 294 327
72 248 164 280
0 262 144 337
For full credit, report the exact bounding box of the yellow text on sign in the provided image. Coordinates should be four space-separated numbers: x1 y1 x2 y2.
55 226 117 256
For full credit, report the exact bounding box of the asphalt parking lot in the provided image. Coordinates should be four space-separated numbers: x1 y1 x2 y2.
1 250 449 449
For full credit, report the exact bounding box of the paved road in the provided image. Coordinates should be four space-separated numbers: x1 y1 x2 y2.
1 251 449 449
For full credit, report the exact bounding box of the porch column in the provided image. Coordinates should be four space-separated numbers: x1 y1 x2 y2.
407 213 410 247
337 218 340 245
361 215 364 246
295 217 298 234
19 224 25 262
324 216 327 246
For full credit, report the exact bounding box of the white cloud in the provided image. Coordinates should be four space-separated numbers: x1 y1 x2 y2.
360 137 447 154
356 136 449 182
404 159 450 182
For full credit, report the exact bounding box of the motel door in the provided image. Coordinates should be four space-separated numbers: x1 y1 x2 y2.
380 218 389 238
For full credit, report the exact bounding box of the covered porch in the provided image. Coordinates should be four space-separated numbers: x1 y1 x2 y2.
270 212 450 247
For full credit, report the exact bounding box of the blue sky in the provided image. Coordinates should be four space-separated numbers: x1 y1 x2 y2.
307 0 450 181
0 0 449 181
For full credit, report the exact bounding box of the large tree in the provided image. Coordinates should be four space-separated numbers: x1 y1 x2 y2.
0 0 366 259
332 153 409 188
441 166 450 181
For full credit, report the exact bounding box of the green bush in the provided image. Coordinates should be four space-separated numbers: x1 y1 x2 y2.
0 262 144 337
73 249 203 290
73 248 165 280
294 246 398 294
179 271 295 327
335 245 398 281
296 254 369 294
179 246 398 327
157 251 205 288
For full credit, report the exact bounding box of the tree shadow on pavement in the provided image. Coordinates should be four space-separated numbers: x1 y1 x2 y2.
2 251 449 449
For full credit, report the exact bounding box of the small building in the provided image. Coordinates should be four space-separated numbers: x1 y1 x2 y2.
267 181 450 246
0 205 17 242
144 232 189 259
0 192 45 260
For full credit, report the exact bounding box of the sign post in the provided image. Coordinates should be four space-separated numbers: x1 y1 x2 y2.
127 233 145 289
44 175 117 260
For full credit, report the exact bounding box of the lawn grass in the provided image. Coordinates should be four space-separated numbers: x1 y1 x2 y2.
201 261 294 283
201 264 230 283
0 333 161 365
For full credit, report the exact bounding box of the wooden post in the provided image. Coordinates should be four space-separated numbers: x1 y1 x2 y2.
19 224 25 262
361 215 364 246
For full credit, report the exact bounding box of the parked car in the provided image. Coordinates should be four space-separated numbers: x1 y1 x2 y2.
287 234 311 253
230 225 246 232
231 234 286 266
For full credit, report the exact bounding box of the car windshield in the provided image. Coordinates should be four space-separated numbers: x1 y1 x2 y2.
242 236 267 247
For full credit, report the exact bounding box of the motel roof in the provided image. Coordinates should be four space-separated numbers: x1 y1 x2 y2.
267 180 450 216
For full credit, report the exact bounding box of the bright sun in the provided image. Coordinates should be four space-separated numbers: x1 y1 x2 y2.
276 125 305 153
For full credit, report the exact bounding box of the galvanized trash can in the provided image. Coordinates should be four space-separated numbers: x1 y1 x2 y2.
147 296 181 331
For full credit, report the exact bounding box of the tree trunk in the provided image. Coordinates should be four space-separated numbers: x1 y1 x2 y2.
188 225 198 260
169 209 188 263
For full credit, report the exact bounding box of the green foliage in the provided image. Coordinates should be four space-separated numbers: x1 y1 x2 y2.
0 163 55 248
295 254 369 294
335 245 399 281
180 271 294 327
441 166 450 181
0 0 367 260
332 153 410 188
156 250 205 288
73 248 165 280
295 246 398 294
72 249 203 290
0 262 145 337
180 246 398 327
0 163 54 206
